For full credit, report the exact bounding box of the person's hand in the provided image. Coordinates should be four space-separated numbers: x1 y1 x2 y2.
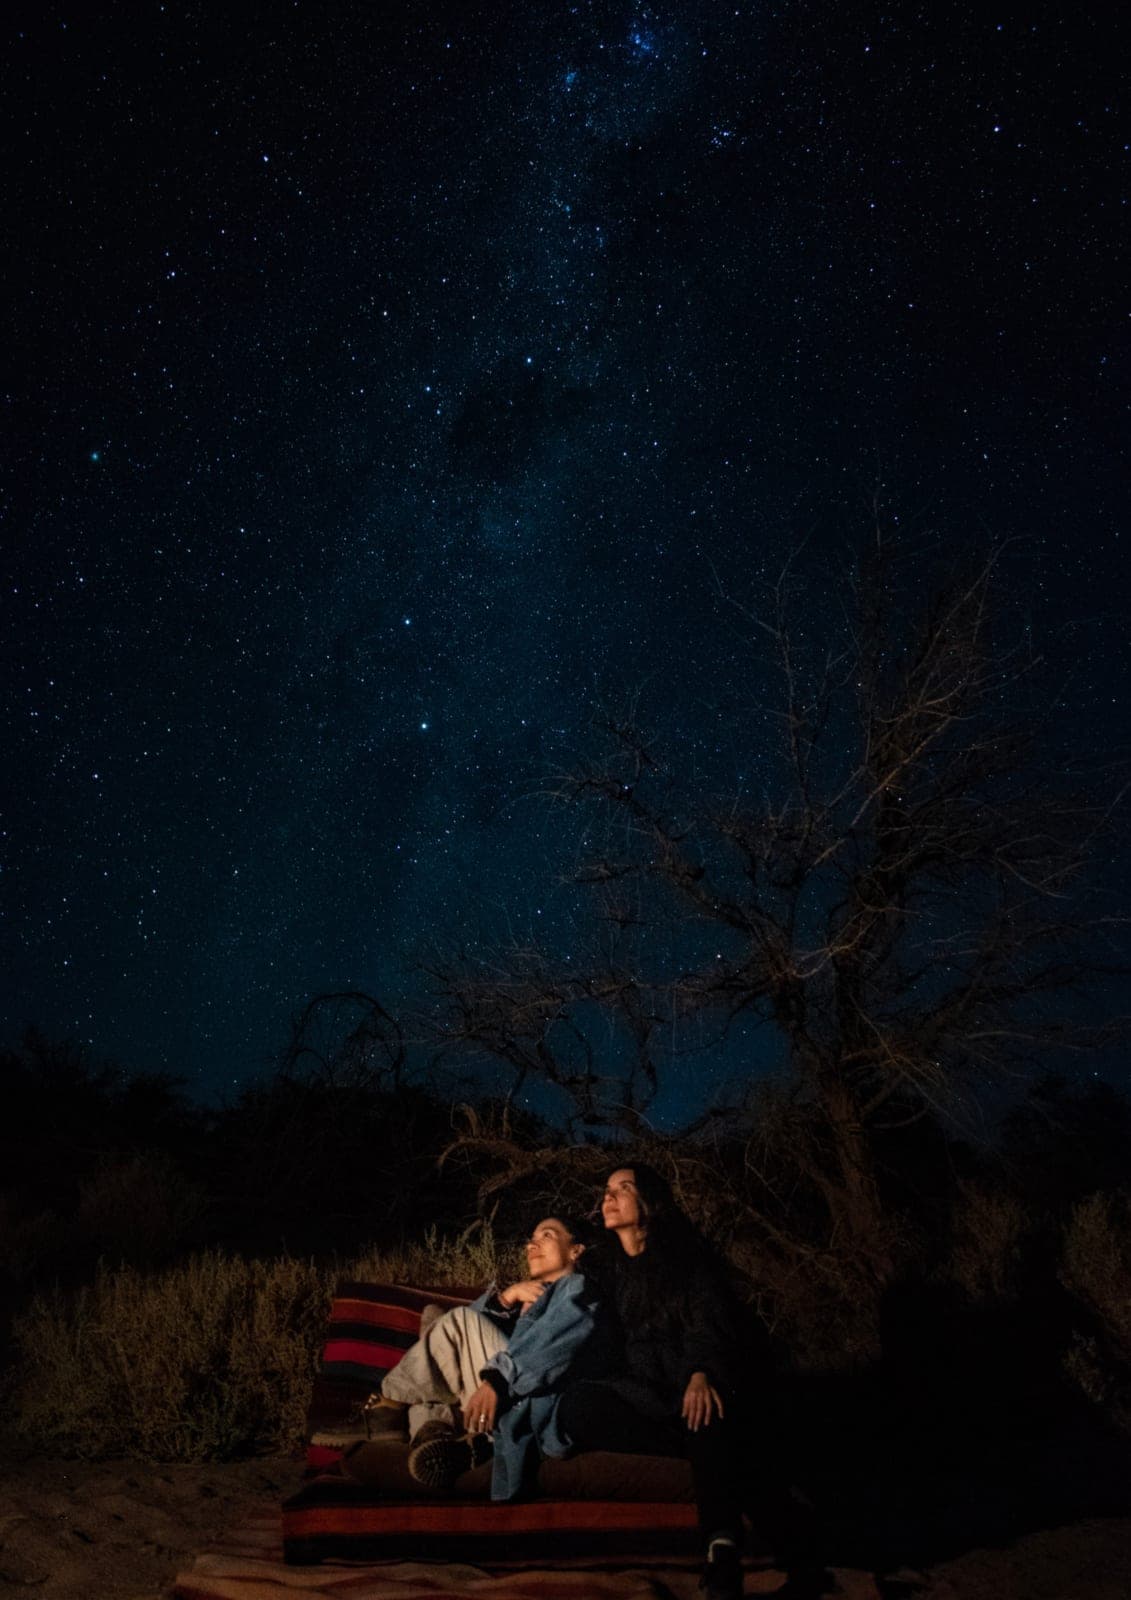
682 1370 724 1432
462 1381 498 1435
498 1279 548 1313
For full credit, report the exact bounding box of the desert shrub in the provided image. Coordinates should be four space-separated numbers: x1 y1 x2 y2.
204 1074 471 1256
8 1227 516 1461
1059 1190 1131 1431
1063 1330 1111 1408
724 1225 900 1372
77 1152 207 1266
941 1179 1028 1304
0 1198 69 1292
1060 1191 1131 1356
349 1221 509 1289
11 1252 334 1460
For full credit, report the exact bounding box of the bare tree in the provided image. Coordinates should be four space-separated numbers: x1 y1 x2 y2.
421 531 1126 1351
283 990 407 1093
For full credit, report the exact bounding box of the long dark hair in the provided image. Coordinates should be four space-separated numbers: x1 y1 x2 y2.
597 1162 726 1334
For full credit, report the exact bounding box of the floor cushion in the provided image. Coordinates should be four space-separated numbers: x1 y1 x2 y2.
288 1279 698 1566
283 1471 700 1565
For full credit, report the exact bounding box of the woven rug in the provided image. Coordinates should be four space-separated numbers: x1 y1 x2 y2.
173 1502 883 1600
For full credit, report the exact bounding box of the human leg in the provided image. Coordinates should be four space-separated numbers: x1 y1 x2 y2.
684 1413 744 1543
559 1380 743 1538
378 1305 508 1489
381 1304 509 1439
556 1379 683 1457
559 1381 745 1599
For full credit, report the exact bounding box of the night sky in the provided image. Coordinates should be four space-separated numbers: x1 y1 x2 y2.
3 1 1128 1103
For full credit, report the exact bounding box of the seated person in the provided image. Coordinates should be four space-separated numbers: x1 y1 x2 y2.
364 1213 598 1499
556 1166 750 1600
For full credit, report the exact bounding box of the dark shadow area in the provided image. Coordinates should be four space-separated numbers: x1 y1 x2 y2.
767 1299 1131 1576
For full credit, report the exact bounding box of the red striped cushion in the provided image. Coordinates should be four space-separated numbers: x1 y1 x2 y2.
283 1474 700 1566
323 1336 410 1369
320 1282 474 1380
330 1297 426 1332
305 1282 476 1467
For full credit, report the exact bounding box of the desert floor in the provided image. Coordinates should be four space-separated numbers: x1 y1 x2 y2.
0 1449 291 1599
1 1449 1130 1599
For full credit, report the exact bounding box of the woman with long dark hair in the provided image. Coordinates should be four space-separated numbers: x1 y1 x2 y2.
556 1163 750 1599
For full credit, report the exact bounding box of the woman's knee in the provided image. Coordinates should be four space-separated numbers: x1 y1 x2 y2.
429 1304 488 1345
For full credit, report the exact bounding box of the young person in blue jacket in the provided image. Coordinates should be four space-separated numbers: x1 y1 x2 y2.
369 1213 599 1498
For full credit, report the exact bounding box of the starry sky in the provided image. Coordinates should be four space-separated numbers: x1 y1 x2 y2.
3 1 1128 1103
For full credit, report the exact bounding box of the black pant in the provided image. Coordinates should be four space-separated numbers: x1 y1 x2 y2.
556 1379 744 1546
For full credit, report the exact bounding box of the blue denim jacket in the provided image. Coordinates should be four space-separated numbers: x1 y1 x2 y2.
471 1271 599 1501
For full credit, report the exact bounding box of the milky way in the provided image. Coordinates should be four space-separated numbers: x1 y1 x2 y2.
3 1 1128 1099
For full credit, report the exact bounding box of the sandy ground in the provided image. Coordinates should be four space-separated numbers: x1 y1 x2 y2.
0 1451 293 1599
0 1451 1129 1599
911 1521 1131 1600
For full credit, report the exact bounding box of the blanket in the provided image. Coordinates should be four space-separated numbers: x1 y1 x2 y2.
177 1501 857 1598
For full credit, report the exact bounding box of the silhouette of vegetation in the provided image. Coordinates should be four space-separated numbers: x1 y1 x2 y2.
0 1011 485 1310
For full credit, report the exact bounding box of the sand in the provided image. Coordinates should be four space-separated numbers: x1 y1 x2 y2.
0 1450 292 1599
0 1449 1129 1599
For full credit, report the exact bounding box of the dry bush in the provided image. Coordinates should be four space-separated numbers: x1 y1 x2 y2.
348 1222 511 1289
724 1217 913 1372
0 1155 205 1294
1060 1191 1131 1355
77 1152 206 1265
1059 1190 1131 1431
8 1229 514 1461
441 1115 902 1370
12 1253 334 1461
0 1198 69 1289
1063 1331 1111 1409
942 1179 1028 1305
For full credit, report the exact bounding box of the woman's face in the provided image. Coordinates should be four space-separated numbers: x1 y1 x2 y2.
601 1168 642 1231
525 1217 582 1280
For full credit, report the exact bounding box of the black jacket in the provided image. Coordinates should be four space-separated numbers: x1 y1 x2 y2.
596 1246 744 1415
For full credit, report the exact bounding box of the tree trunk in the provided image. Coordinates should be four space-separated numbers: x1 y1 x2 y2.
820 1075 894 1283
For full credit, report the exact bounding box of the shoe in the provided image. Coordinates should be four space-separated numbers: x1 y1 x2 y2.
701 1540 743 1600
407 1425 493 1490
311 1393 407 1447
361 1394 410 1440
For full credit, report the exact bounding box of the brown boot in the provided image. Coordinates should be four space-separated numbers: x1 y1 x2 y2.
362 1394 410 1440
407 1423 492 1490
311 1393 407 1448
